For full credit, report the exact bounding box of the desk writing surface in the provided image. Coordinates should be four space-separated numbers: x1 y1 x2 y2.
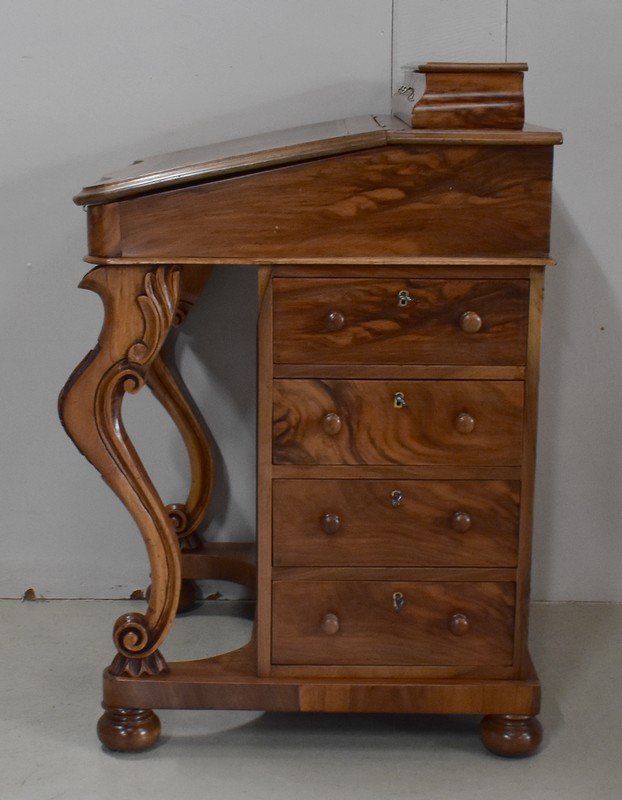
75 115 561 207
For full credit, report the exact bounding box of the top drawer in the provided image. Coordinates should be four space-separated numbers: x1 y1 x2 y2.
273 278 529 366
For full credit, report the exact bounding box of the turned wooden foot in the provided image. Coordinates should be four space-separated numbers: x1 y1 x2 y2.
97 704 161 752
147 578 202 614
479 714 543 757
177 579 202 613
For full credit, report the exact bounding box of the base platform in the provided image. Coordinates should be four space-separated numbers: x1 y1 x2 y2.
103 636 539 716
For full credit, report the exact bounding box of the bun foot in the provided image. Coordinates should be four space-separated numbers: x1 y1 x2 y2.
97 705 161 752
480 714 543 758
177 579 202 613
147 579 202 614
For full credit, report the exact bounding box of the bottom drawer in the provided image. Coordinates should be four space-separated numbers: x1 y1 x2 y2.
272 580 515 666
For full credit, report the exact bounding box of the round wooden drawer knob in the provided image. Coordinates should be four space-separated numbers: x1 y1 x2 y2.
321 513 341 534
451 511 472 532
321 613 340 635
322 412 342 435
325 310 345 331
460 311 482 333
449 613 470 636
455 412 475 434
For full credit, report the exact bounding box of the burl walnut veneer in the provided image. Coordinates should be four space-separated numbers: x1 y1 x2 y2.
60 62 561 757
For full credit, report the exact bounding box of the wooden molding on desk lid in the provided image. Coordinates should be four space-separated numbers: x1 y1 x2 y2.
393 62 528 130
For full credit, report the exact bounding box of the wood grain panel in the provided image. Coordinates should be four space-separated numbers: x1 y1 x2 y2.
102 639 540 715
410 69 526 131
257 266 274 675
272 581 515 666
271 567 516 582
273 379 524 465
273 277 529 365
116 145 554 260
272 479 519 567
272 464 522 480
273 364 526 380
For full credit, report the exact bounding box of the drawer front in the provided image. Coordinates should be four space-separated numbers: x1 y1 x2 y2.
273 278 529 365
273 479 520 567
273 379 524 465
272 580 515 666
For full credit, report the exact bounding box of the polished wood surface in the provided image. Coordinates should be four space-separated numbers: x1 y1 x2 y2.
418 63 529 73
514 267 545 670
102 145 554 261
62 71 558 754
101 639 541 716
76 116 389 205
274 364 526 380
271 567 516 582
272 479 519 567
273 278 529 365
272 580 515 666
273 379 524 466
97 705 161 752
257 266 274 676
75 114 561 207
480 713 543 757
146 268 214 550
179 542 256 587
59 266 183 678
404 63 527 130
85 255 554 268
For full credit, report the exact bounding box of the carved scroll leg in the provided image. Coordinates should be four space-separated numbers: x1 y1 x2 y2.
146 267 215 612
59 265 183 750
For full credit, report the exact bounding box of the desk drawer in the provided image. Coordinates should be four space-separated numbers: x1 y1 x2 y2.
272 580 515 666
273 479 520 567
273 379 524 465
273 278 529 366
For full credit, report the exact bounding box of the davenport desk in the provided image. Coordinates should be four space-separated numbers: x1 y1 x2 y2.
60 63 562 756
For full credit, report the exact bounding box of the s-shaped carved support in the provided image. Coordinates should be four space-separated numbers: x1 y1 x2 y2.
146 268 215 611
147 269 214 551
59 265 182 677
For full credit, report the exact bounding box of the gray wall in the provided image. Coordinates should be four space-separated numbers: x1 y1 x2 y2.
1 1 620 601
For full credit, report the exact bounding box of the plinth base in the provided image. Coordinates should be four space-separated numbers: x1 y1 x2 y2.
101 638 541 755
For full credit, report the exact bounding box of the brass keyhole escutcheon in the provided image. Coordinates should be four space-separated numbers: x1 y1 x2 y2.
391 489 403 508
393 591 405 613
393 392 408 409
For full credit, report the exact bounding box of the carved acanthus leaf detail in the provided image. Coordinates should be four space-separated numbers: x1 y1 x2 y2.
128 267 180 366
109 650 169 678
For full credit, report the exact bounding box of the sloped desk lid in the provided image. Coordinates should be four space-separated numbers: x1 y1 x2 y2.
74 114 562 206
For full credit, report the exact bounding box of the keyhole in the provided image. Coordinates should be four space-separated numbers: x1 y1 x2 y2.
391 490 403 508
393 591 405 613
393 392 408 409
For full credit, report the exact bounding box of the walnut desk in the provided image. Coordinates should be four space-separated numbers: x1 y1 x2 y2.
60 66 562 757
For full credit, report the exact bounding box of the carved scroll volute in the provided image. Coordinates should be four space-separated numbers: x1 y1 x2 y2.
59 265 182 677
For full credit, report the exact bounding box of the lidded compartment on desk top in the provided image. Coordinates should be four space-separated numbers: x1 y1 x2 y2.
392 62 528 130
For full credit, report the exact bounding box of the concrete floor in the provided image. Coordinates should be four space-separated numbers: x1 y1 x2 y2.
1 600 620 800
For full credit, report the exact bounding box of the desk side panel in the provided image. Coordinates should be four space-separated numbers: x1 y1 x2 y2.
90 145 554 261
